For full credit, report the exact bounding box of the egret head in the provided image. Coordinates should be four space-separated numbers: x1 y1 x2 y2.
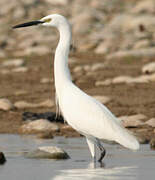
13 14 68 29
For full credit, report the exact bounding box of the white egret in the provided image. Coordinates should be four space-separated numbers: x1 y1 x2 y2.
13 14 140 164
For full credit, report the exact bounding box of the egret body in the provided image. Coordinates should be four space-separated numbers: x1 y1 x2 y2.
13 14 140 163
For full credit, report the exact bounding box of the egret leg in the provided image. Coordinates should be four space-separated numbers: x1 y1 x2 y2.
86 137 96 168
96 139 106 163
93 144 96 168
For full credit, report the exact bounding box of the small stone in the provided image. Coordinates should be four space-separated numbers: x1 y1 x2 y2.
91 63 105 71
0 152 6 165
127 77 149 84
12 67 28 73
95 79 112 86
112 76 133 84
26 146 70 159
39 99 54 108
14 99 54 109
119 114 146 127
14 101 38 109
107 48 155 60
145 118 155 127
150 138 155 150
20 119 59 134
14 90 28 96
37 131 54 139
93 95 111 104
73 66 84 74
134 40 150 49
131 0 155 14
61 125 74 131
40 78 53 84
0 98 14 111
24 46 50 56
95 42 108 54
0 69 10 75
142 62 155 74
2 59 25 67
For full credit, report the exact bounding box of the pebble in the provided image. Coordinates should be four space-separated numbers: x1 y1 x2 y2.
150 138 155 150
95 79 112 86
25 146 70 159
95 42 108 54
37 131 54 139
91 63 105 71
0 152 6 165
142 62 155 74
20 119 59 134
118 114 146 128
93 95 111 104
107 48 155 60
145 118 155 127
12 67 28 73
131 0 155 14
112 76 133 84
24 46 50 56
40 78 53 84
0 98 14 111
14 99 54 109
2 59 25 67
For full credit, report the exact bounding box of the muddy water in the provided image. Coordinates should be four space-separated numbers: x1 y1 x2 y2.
0 135 154 180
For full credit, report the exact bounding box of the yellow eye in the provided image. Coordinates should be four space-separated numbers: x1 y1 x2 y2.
44 18 52 23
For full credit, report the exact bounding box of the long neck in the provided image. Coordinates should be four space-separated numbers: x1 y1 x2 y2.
54 23 72 96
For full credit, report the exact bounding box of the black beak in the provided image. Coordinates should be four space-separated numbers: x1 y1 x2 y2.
13 20 44 29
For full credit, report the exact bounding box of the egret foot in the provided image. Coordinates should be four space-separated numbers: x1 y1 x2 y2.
98 149 106 162
96 139 106 163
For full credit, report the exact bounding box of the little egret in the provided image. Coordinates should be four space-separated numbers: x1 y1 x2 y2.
13 14 140 164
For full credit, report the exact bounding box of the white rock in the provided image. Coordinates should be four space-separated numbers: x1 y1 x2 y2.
95 79 112 86
0 98 14 111
107 48 155 60
26 146 69 159
145 118 155 127
118 114 146 127
0 51 5 58
142 62 155 74
134 40 150 49
95 42 108 54
2 59 25 67
40 78 53 84
127 77 149 84
112 76 133 84
12 67 28 73
93 95 111 104
14 99 54 109
91 63 105 71
83 65 91 72
147 73 155 82
24 46 50 56
20 119 59 133
131 0 155 14
39 99 54 108
73 66 84 74
45 0 68 5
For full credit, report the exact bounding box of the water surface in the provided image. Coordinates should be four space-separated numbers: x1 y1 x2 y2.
0 134 154 180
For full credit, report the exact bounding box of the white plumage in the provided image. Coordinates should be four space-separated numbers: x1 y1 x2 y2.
13 14 140 163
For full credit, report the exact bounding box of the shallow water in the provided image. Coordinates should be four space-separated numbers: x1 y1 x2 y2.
0 134 154 180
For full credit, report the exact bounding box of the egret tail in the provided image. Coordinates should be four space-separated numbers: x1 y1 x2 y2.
114 125 139 150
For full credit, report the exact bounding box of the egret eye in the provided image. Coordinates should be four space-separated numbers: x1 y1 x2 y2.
44 18 52 23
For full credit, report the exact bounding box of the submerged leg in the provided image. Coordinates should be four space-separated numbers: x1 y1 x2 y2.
96 139 106 163
86 137 96 168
